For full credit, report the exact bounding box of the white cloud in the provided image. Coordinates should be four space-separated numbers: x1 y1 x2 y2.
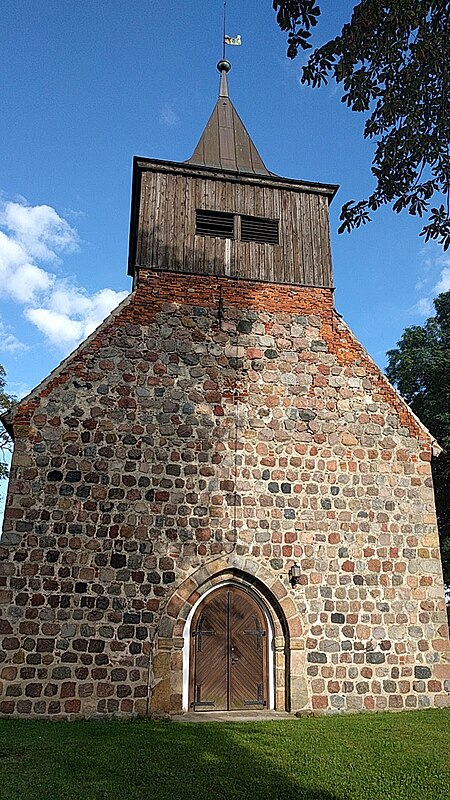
435 265 450 294
26 286 128 347
415 253 450 318
25 308 85 346
63 208 86 220
415 297 432 317
0 201 78 262
0 320 28 354
0 231 54 303
7 381 33 400
160 103 179 127
0 196 128 352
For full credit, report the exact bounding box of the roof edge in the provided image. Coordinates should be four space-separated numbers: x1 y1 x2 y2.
132 155 339 197
3 292 133 440
335 311 443 454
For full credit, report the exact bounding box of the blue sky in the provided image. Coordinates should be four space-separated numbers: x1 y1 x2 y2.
0 2 448 456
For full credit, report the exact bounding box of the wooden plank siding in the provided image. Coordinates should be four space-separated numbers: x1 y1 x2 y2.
134 165 334 288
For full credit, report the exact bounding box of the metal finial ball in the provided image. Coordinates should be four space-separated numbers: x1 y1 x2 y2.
217 59 231 73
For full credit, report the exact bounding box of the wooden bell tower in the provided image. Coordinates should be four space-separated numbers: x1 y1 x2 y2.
128 60 338 290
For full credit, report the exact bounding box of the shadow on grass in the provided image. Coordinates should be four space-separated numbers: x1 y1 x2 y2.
4 708 450 800
0 718 339 800
141 720 338 800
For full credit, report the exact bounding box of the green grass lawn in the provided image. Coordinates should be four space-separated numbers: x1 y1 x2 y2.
0 709 449 800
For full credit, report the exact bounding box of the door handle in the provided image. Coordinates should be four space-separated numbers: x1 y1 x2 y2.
230 646 239 663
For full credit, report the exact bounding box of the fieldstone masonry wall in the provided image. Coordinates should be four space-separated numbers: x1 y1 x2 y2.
1 269 449 717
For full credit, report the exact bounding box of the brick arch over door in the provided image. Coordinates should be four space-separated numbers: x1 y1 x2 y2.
154 555 305 713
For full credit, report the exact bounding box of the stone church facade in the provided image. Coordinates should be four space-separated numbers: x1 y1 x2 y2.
1 63 449 718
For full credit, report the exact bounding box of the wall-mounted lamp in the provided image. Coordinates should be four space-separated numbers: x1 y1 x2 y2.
288 564 301 586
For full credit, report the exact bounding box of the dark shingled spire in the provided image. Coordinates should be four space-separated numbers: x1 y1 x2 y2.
186 60 270 176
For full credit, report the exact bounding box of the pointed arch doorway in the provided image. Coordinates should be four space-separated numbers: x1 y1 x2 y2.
188 584 270 711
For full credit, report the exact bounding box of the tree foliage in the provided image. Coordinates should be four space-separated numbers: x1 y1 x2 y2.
273 0 450 249
0 364 15 480
386 292 450 588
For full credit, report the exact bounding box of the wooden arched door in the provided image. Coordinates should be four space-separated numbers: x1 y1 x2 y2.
189 585 269 711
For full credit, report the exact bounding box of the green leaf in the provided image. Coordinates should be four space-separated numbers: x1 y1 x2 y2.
273 0 450 249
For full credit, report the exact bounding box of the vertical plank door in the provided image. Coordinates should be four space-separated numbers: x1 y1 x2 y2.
229 588 268 710
190 591 228 710
190 586 268 711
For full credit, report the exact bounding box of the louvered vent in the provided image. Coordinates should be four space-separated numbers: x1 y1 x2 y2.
240 215 279 244
196 209 235 239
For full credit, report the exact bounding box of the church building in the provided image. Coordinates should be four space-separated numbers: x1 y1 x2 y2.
1 61 449 718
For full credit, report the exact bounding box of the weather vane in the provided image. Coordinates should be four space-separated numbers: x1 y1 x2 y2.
222 0 241 60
